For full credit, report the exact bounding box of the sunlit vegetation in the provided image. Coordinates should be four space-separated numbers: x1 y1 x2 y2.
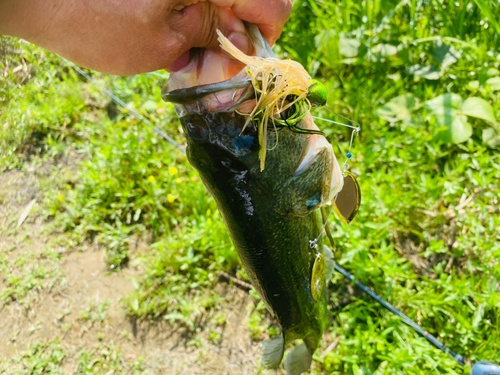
1 0 499 373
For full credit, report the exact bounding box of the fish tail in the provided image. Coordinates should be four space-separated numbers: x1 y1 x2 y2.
260 335 285 369
285 341 313 375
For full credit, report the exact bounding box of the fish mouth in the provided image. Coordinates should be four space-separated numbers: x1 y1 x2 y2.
161 69 253 110
161 23 271 110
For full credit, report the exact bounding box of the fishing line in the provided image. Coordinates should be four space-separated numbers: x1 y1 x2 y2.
312 116 360 130
68 62 186 154
69 58 357 158
71 57 359 254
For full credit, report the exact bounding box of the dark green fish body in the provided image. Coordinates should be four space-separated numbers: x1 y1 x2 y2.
183 111 329 347
162 24 343 374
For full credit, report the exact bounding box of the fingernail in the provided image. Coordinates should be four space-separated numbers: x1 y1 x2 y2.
227 32 251 55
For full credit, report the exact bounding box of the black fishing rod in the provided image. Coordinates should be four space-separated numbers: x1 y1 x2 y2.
333 262 500 375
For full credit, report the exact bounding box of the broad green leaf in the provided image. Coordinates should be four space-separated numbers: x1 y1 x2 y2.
375 93 416 122
486 77 500 91
483 128 500 148
472 304 485 331
486 68 500 77
387 72 401 81
406 64 441 80
372 43 398 56
461 97 497 124
141 100 157 112
429 39 461 70
433 113 472 144
468 80 480 90
339 38 360 57
424 93 462 114
368 44 398 61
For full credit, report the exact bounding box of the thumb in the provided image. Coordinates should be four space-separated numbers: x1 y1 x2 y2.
209 0 292 45
168 4 250 70
186 4 250 51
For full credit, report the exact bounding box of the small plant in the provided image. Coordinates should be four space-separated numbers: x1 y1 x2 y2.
74 341 144 374
0 340 66 375
79 301 110 326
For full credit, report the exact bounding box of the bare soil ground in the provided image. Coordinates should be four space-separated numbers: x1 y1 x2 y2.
0 157 276 374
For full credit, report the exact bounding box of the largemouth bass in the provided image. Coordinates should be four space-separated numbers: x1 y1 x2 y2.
162 23 344 374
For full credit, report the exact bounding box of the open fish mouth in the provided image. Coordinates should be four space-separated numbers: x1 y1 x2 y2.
162 20 272 95
162 23 344 206
161 22 267 113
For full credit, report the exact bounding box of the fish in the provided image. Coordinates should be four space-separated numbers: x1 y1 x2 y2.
162 23 344 374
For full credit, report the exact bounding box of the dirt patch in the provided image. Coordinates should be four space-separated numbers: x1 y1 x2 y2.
0 159 279 374
1 248 261 374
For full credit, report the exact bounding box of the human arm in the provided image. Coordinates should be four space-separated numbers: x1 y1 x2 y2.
0 0 291 75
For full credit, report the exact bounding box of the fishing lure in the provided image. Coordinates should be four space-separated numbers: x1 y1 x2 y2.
217 30 329 171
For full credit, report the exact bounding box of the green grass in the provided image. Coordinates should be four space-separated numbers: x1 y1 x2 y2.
1 0 500 373
0 340 67 375
0 241 65 311
0 339 144 374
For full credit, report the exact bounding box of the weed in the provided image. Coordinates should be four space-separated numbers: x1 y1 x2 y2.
1 0 500 373
79 301 110 326
0 340 66 375
0 246 64 310
0 339 144 375
74 341 144 374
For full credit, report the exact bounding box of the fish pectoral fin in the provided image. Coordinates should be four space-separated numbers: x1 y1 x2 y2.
324 245 335 283
261 335 285 369
278 140 342 217
285 343 313 375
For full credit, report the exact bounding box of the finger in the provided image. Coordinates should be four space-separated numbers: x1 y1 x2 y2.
209 0 292 45
166 4 249 71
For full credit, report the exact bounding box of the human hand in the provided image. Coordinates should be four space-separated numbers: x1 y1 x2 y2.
0 0 292 75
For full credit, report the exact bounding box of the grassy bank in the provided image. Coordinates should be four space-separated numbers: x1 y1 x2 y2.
1 0 500 374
